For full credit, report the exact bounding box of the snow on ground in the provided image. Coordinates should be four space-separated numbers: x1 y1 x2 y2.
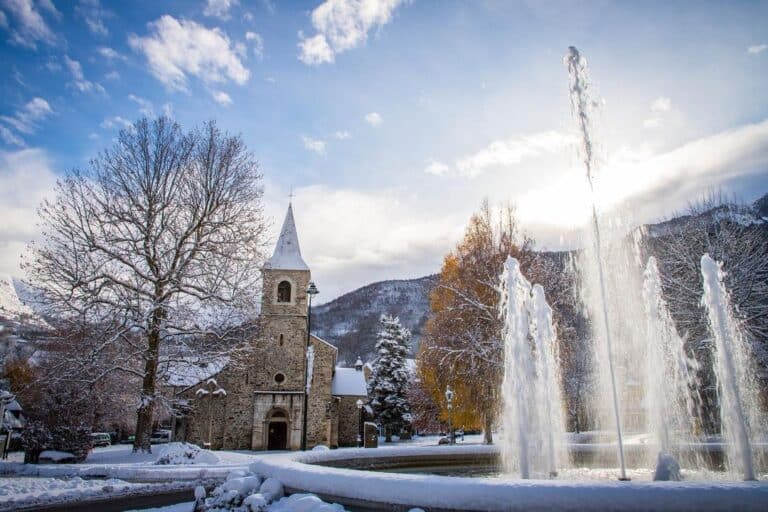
0 476 193 512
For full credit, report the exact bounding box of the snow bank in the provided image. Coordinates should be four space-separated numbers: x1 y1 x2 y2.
250 446 768 512
155 442 220 465
0 476 192 511
269 493 345 512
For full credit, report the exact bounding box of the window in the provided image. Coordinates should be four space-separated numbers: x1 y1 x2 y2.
274 373 286 384
278 334 284 346
277 281 291 303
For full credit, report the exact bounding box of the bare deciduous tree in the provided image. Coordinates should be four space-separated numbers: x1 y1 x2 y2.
649 194 768 429
24 117 267 451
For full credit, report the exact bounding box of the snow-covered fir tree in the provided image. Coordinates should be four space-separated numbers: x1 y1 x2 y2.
368 314 412 442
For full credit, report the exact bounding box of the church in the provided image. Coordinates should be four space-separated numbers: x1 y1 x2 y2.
167 204 368 450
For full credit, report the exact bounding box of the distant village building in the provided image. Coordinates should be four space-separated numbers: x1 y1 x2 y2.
166 204 367 450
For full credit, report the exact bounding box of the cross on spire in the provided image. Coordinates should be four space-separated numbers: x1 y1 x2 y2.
288 187 295 203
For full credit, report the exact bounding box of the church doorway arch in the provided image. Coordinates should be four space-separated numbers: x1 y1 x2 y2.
266 408 289 450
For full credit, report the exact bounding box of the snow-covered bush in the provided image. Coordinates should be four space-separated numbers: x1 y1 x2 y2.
21 422 91 463
154 442 219 465
21 422 52 463
258 478 284 502
270 494 346 512
311 444 329 451
200 471 344 512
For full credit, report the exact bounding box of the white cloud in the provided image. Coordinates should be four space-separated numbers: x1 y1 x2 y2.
302 135 326 154
455 131 573 178
0 10 7 27
245 31 264 58
268 184 464 300
203 0 239 20
0 148 57 276
424 159 449 176
128 94 154 116
334 130 351 140
298 33 334 65
212 90 232 106
747 44 767 55
298 0 407 65
97 46 125 61
365 112 382 126
64 55 106 94
517 118 768 231
0 96 53 146
1 0 58 49
644 96 673 128
0 126 24 146
104 70 120 81
100 116 132 130
162 102 174 118
128 15 250 92
75 0 109 36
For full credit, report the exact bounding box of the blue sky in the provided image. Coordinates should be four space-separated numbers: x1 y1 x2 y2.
1 0 768 300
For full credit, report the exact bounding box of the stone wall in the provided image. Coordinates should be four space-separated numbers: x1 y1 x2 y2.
338 395 366 447
305 336 337 448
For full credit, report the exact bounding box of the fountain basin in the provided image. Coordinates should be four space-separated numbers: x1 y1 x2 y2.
250 445 768 512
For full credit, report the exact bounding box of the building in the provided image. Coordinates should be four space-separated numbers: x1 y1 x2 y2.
169 204 368 450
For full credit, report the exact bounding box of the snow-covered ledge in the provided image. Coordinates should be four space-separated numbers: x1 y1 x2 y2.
250 445 768 512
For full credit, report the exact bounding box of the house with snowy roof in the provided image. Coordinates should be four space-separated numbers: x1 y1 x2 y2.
168 204 368 450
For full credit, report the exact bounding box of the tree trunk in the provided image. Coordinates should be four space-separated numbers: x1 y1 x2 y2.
385 425 392 443
133 311 162 453
483 412 494 445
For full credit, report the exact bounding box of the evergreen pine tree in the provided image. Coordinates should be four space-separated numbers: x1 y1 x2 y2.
368 314 412 442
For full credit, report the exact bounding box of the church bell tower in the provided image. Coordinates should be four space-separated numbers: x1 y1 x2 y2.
259 203 312 391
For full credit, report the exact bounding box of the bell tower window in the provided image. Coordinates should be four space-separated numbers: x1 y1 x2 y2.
277 281 291 303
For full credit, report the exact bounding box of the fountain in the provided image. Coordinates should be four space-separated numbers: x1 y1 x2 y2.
564 45 629 480
642 256 702 479
701 254 765 480
500 256 565 479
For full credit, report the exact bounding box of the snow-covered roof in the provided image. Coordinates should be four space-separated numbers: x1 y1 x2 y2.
161 356 229 389
265 203 309 271
331 367 368 396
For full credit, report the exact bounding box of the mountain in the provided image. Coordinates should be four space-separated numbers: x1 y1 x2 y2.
311 275 437 365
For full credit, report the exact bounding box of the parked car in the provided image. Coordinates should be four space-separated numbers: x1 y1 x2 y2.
120 435 135 444
150 430 172 444
90 432 111 447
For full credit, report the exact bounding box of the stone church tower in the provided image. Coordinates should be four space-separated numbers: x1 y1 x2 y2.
167 203 368 451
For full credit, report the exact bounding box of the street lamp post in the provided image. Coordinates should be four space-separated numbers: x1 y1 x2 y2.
301 281 319 451
356 399 364 447
445 386 454 446
196 378 226 449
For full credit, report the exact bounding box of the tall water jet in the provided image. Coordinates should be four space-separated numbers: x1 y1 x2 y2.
530 284 567 477
642 256 702 480
700 254 758 481
500 256 565 478
564 46 628 480
500 256 534 479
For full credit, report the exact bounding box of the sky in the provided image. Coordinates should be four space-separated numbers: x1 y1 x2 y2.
1 0 767 302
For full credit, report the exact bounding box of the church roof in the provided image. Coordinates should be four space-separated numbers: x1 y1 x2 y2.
331 367 368 396
265 203 309 271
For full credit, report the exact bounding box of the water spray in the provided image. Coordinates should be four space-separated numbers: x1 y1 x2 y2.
564 46 628 481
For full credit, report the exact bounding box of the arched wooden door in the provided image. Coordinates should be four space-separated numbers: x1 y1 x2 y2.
266 409 289 450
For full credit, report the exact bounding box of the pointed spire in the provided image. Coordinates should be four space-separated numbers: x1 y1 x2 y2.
265 203 309 270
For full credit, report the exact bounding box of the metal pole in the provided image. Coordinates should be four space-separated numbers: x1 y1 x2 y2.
301 293 313 451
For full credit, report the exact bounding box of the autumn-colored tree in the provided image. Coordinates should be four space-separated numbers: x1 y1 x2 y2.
418 201 539 443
